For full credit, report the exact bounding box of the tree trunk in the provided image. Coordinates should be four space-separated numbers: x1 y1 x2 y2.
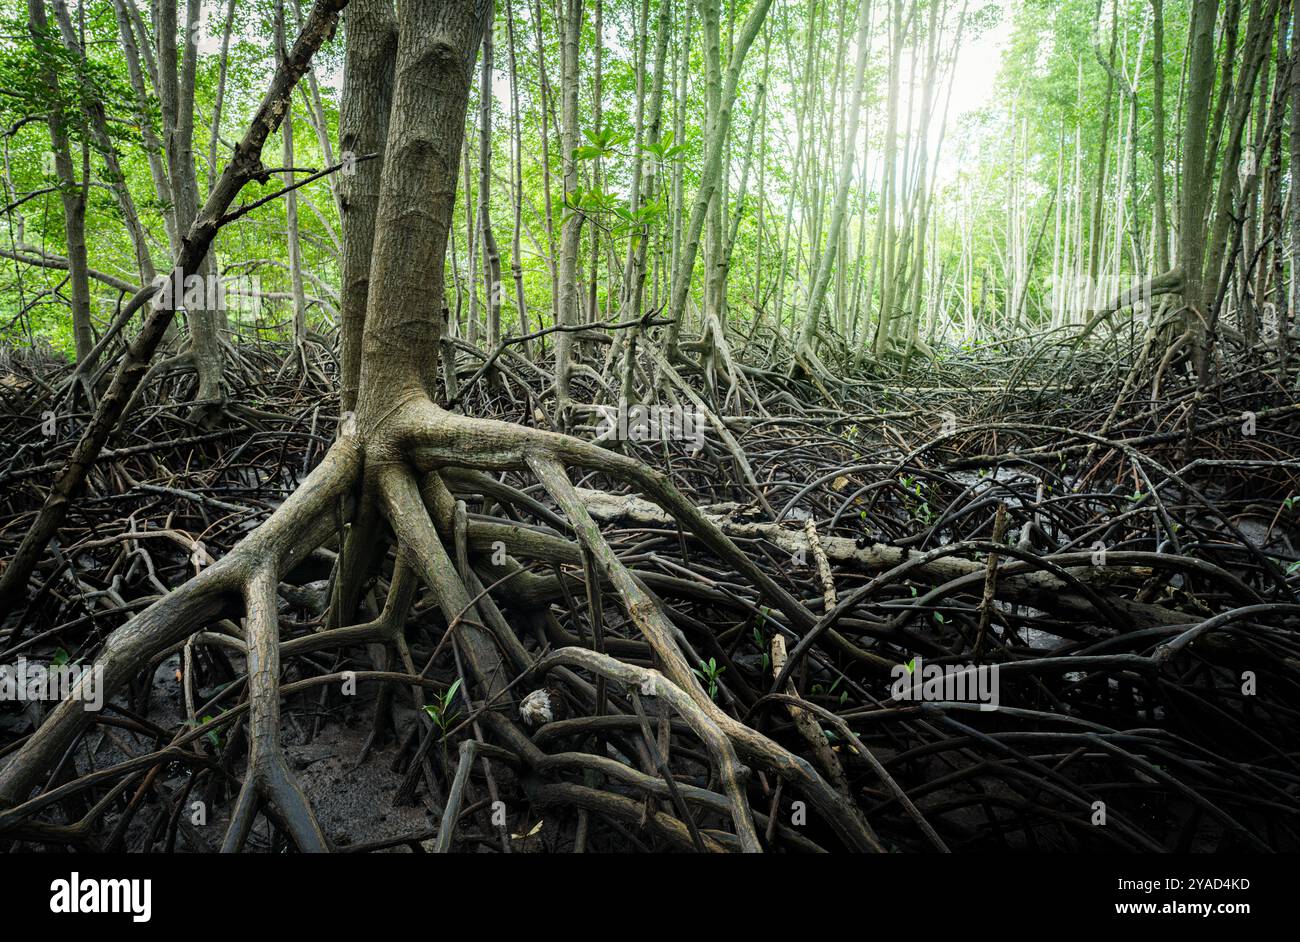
28 0 93 364
51 0 156 287
1178 0 1220 372
1151 0 1171 273
555 0 583 414
1290 0 1300 367
480 16 503 351
160 0 226 414
337 0 397 414
663 0 774 354
505 0 532 354
797 0 872 357
276 0 310 353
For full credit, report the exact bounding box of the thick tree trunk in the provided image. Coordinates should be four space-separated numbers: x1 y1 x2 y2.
338 0 396 414
356 2 487 414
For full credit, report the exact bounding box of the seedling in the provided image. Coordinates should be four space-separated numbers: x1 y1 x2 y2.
423 678 463 739
693 658 725 700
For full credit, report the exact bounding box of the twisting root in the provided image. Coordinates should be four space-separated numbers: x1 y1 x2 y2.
529 647 761 852
4 392 891 851
0 438 361 818
222 568 327 852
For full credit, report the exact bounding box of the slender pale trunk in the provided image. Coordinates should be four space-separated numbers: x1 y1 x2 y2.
112 0 180 258
555 0 583 410
872 0 904 356
160 0 225 411
207 0 238 195
276 0 309 350
51 0 156 287
797 0 872 355
29 0 92 363
463 133 479 346
1151 0 1171 273
1289 2 1300 366
480 16 502 351
587 0 603 326
532 0 558 337
505 0 532 353
663 0 774 354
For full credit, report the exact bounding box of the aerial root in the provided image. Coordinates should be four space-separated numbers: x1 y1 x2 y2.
0 438 361 816
3 399 892 851
528 646 761 852
220 567 328 852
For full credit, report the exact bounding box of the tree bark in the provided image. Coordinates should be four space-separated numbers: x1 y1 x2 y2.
555 0 583 414
338 0 397 414
28 0 93 363
480 16 503 351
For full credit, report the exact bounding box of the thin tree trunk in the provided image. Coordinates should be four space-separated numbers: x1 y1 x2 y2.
51 0 156 287
663 0 774 354
161 0 225 412
1151 0 1171 273
207 0 238 195
555 0 583 412
480 14 502 351
276 0 309 351
1289 0 1300 367
29 0 92 363
797 0 872 357
505 0 532 354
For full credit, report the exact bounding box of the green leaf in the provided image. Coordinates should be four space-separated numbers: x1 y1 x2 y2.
201 715 220 748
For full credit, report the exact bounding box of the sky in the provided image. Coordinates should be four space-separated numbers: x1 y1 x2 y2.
947 1 1014 124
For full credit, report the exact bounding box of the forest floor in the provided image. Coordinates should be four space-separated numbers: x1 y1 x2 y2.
2 327 1298 852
